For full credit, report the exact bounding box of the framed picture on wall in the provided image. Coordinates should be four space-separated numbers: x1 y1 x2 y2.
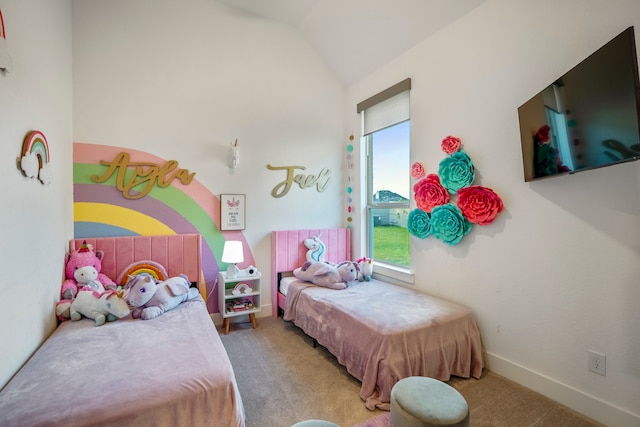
220 194 246 230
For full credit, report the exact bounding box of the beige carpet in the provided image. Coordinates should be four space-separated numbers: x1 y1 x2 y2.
219 316 603 427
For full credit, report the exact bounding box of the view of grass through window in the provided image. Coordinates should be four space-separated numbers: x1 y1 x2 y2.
373 224 410 266
368 120 411 268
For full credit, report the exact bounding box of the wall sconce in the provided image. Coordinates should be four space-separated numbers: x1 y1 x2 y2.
221 240 244 279
227 139 239 168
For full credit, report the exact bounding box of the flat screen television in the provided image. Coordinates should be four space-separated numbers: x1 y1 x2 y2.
518 26 640 182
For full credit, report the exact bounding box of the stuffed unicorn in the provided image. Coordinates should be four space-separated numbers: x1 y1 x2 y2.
125 273 199 320
56 241 117 321
70 290 130 326
356 257 373 282
293 260 358 290
304 235 326 263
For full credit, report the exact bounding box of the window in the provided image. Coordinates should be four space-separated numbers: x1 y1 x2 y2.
366 122 410 267
358 79 411 269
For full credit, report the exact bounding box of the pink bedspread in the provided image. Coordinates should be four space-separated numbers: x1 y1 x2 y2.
284 279 483 410
0 297 245 427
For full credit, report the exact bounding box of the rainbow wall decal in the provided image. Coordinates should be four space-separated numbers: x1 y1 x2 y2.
19 130 51 184
73 142 254 313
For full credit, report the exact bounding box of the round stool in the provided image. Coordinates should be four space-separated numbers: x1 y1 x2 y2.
291 420 340 427
390 376 469 427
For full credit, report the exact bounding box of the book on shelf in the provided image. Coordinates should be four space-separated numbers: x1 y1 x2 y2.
226 299 253 312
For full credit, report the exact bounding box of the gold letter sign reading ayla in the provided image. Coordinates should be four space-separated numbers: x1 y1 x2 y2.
266 164 331 198
91 152 196 200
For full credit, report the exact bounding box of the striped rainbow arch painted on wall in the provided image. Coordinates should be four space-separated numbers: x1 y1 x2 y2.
73 142 254 313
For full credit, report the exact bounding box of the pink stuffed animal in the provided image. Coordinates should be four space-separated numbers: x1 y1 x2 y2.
55 241 117 321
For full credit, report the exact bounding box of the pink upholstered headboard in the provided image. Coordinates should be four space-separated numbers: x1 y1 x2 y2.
69 234 205 301
270 228 351 317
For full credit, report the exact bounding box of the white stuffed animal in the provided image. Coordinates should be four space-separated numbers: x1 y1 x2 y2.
304 235 326 263
70 290 130 326
356 257 373 282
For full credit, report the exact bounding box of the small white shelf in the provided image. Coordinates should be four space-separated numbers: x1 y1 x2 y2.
218 270 261 334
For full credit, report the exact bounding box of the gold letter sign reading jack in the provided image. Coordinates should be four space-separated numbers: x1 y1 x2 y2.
267 164 331 198
91 152 196 200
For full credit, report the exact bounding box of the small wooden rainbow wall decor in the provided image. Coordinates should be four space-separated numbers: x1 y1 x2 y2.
18 130 51 185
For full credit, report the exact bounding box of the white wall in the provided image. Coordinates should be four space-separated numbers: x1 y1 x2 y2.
72 0 346 313
0 0 73 387
3 1 638 425
347 0 640 425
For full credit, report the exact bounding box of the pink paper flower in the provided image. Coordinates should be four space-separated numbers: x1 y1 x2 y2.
411 162 425 179
441 136 462 155
456 185 504 225
413 174 449 213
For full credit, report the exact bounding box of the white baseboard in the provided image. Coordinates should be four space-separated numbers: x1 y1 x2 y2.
485 352 640 427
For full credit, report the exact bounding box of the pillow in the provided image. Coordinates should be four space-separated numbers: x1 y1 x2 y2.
116 260 168 286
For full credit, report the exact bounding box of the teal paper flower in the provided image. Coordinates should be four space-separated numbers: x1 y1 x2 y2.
430 204 472 246
407 208 431 239
438 150 475 194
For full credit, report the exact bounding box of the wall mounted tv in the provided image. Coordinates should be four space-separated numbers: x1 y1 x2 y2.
518 26 640 182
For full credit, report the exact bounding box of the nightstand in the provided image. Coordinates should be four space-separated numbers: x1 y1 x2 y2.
218 270 261 334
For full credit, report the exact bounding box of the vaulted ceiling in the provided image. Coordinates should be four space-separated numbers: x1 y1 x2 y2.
217 0 487 85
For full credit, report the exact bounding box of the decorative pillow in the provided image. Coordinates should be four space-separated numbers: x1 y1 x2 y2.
116 260 168 286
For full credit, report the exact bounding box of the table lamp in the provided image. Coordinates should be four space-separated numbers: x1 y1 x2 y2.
222 240 244 279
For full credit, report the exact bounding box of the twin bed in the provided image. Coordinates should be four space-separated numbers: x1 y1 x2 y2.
272 228 484 410
0 234 245 427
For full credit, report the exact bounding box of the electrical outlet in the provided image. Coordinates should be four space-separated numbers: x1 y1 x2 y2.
588 350 606 376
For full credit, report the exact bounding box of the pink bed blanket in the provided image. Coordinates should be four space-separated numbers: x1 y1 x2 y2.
284 279 483 410
0 297 245 427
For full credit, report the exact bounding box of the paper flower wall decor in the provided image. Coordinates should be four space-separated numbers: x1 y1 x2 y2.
429 203 472 246
411 162 425 179
408 135 504 245
413 173 449 213
407 208 431 239
438 150 475 193
441 135 462 155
